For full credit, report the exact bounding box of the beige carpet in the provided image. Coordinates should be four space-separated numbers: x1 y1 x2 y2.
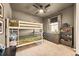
16 40 75 56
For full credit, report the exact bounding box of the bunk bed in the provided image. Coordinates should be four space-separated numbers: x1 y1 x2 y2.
6 19 43 48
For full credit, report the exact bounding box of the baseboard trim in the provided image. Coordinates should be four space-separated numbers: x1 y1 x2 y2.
75 54 79 56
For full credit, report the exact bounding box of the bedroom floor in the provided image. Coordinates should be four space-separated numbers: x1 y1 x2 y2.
16 40 75 56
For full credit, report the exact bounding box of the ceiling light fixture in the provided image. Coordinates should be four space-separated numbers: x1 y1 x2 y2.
33 3 50 14
39 9 44 14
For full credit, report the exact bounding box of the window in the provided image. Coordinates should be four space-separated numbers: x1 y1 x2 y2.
50 17 59 33
50 22 59 33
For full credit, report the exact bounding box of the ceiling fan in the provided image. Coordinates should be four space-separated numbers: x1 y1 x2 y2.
33 3 50 14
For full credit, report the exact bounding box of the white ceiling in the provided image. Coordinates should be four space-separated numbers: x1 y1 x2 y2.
10 3 74 17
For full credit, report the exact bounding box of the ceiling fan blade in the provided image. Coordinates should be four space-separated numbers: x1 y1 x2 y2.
43 9 47 13
37 3 43 8
35 11 39 14
45 4 50 9
33 4 39 9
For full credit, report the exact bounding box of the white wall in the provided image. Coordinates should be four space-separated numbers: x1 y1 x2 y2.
74 4 76 49
19 29 33 36
76 3 79 54
0 3 12 46
3 3 12 18
43 18 50 33
61 6 74 26
12 10 43 23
